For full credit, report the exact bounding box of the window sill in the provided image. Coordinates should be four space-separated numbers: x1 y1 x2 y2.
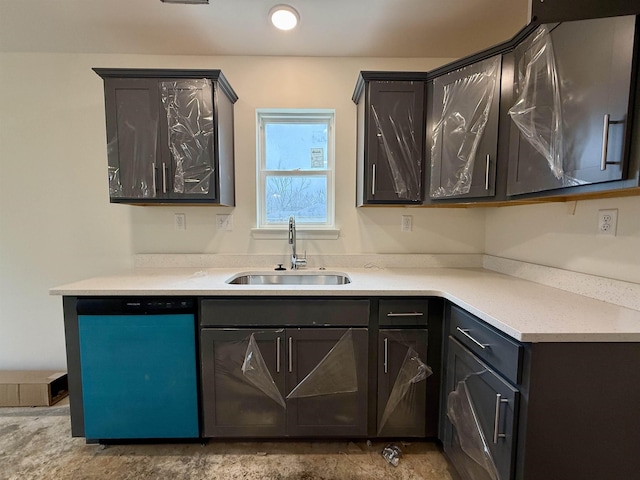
251 227 340 240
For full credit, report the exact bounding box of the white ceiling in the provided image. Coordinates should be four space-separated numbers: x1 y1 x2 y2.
0 0 530 58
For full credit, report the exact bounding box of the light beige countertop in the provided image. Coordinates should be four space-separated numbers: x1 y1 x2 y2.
50 265 640 343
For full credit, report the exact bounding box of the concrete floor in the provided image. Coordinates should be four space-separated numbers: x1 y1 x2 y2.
0 401 455 480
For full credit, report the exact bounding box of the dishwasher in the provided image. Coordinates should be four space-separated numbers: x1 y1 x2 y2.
76 298 199 441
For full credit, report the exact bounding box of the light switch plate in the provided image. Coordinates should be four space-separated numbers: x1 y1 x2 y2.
174 213 186 231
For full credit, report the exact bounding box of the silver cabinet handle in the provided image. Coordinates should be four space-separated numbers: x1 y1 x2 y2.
387 312 424 317
485 154 490 190
456 327 489 350
493 394 509 443
288 336 293 373
276 337 281 373
383 337 388 374
162 162 168 193
371 164 376 196
601 114 611 171
151 162 157 193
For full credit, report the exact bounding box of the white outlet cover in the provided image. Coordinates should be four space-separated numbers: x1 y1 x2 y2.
174 213 186 231
216 214 233 231
597 209 618 236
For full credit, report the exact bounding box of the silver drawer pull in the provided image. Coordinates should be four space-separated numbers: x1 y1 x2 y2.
485 154 490 190
288 336 293 373
387 312 424 317
601 113 611 171
276 337 281 373
493 393 509 443
371 164 377 196
383 337 388 374
456 327 489 350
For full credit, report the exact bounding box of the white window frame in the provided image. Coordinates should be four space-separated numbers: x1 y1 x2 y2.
254 109 336 237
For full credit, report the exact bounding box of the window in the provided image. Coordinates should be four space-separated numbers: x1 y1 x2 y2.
256 109 335 230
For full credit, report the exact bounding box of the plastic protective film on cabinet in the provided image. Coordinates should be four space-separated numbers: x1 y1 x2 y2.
430 56 501 198
378 337 433 436
227 329 360 409
160 79 215 195
508 25 573 186
371 100 422 201
447 377 500 480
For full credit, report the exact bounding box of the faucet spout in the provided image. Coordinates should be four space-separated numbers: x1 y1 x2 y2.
288 215 306 270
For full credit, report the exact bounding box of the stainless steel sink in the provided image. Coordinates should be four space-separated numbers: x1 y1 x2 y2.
226 272 351 285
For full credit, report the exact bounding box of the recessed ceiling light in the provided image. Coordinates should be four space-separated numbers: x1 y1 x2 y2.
269 5 300 31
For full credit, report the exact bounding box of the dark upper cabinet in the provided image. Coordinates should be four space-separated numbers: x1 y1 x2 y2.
531 0 640 23
429 56 502 199
506 15 637 196
353 72 428 205
94 69 238 205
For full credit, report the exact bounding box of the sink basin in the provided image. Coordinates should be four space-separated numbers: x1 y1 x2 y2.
226 271 351 285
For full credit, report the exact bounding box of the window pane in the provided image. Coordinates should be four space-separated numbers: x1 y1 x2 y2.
265 175 327 224
265 123 328 170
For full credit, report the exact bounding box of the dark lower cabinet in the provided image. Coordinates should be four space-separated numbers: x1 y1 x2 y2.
200 329 286 437
443 338 519 480
287 328 369 437
443 302 640 480
377 329 429 437
200 327 368 438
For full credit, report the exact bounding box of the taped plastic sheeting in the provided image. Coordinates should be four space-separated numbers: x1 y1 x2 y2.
286 329 358 399
242 334 286 408
378 346 433 435
431 56 500 197
371 101 422 200
108 89 159 198
447 378 499 480
509 25 564 180
160 79 215 195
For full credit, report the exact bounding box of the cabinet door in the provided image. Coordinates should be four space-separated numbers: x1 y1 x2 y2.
430 56 501 199
200 329 286 437
158 79 217 201
286 328 368 436
104 78 160 200
78 314 199 440
377 329 428 437
365 81 425 203
443 337 518 480
507 16 636 196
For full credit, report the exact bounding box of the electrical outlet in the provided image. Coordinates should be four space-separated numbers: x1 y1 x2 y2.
174 213 186 231
401 215 413 232
216 214 233 231
597 209 618 236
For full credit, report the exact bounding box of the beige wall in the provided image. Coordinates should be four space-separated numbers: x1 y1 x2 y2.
0 52 485 370
1 52 639 371
485 196 640 284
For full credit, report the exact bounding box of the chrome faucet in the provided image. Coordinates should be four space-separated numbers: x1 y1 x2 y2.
288 216 307 270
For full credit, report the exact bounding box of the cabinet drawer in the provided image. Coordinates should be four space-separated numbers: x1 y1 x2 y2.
379 299 428 327
449 305 522 384
200 298 370 327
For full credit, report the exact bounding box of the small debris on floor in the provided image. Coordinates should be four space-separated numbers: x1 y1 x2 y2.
382 443 403 467
256 451 267 456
